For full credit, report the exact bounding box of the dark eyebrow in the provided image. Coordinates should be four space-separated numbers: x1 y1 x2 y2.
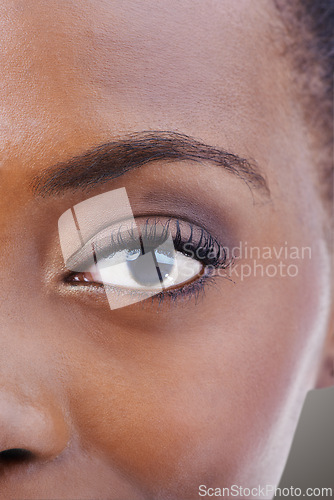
31 131 269 197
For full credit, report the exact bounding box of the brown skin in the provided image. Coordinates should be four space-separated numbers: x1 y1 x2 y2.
0 1 333 499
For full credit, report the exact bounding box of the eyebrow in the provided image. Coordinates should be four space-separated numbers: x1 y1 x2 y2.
31 131 269 197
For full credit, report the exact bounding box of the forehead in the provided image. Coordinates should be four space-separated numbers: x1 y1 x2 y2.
0 0 290 167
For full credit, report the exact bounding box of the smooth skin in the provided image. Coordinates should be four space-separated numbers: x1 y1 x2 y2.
0 1 333 499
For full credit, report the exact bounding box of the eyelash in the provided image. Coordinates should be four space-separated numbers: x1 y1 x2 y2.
64 217 234 305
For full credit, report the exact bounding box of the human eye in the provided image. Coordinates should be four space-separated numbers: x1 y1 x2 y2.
63 217 232 305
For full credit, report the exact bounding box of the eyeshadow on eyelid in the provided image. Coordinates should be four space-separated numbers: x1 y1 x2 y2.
58 187 176 310
59 188 134 251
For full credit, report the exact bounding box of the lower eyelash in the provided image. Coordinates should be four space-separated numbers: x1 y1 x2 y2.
148 274 224 307
150 257 235 306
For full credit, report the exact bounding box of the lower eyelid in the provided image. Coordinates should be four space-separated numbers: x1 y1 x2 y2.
62 266 234 311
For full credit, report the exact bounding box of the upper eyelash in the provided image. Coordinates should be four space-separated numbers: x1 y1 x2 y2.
93 217 231 268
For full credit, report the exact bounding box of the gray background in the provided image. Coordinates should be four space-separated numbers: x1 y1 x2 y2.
274 387 334 498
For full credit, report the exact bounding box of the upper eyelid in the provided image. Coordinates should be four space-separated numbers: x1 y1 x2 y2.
64 217 180 271
64 229 131 271
64 218 166 272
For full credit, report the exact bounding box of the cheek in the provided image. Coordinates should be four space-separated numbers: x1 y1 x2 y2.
64 243 329 495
